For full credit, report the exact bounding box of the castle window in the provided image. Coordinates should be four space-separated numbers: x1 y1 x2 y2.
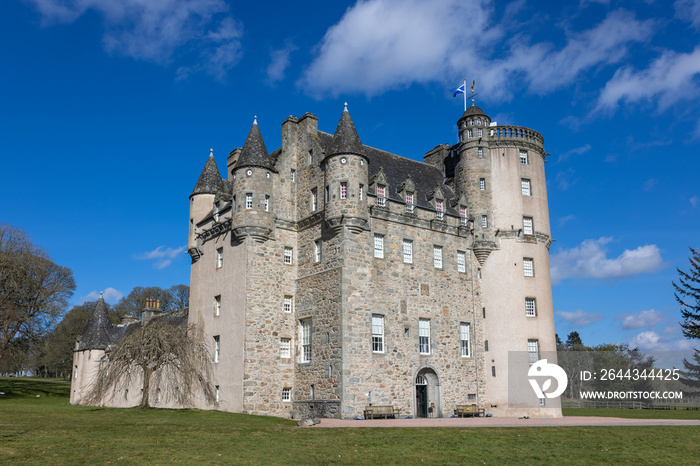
307 150 313 166
232 195 236 211
373 234 384 259
325 185 330 202
264 195 270 212
215 386 220 403
520 151 529 164
468 129 473 138
479 178 485 191
284 295 293 313
280 338 291 358
216 248 223 268
526 298 537 317
435 200 444 220
311 188 318 211
460 206 468 226
478 148 483 157
403 239 413 264
376 185 386 206
460 323 471 357
74 365 78 378
405 193 414 213
477 128 483 137
213 335 220 363
282 387 291 402
492 366 496 377
481 215 488 228
457 251 466 273
300 319 312 363
523 217 533 235
523 258 534 277
419 319 430 354
521 179 531 196
214 201 220 222
283 247 293 265
528 339 539 364
314 240 322 263
214 295 221 316
433 246 443 269
359 184 364 201
485 340 489 351
340 182 347 200
372 314 385 353
290 169 295 183
245 193 253 209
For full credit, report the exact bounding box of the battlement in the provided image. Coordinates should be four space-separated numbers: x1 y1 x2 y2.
489 125 544 151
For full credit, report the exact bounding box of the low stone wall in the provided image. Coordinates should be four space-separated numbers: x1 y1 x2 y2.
293 400 341 419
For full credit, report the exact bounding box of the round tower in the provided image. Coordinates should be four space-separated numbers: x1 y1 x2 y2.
322 104 370 234
189 149 222 249
231 117 277 242
455 105 559 417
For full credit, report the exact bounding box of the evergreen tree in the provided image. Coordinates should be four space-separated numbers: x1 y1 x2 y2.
674 247 700 340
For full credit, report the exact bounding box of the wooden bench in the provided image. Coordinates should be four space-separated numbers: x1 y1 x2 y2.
454 404 485 417
364 405 399 419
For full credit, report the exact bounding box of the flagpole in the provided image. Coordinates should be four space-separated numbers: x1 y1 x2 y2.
463 79 467 111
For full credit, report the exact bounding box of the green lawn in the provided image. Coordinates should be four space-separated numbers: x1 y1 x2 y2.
2 378 699 465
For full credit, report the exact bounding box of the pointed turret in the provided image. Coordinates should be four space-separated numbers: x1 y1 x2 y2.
76 295 114 351
190 149 223 198
327 103 364 157
236 117 276 171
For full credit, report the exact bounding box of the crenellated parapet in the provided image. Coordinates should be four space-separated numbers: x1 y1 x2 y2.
489 125 544 154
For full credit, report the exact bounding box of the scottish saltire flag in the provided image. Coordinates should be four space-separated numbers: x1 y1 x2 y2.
452 83 465 97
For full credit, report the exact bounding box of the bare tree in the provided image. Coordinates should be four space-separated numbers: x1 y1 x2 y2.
168 284 190 311
0 224 75 358
86 316 216 408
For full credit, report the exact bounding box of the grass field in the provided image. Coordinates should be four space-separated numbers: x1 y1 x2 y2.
2 378 699 465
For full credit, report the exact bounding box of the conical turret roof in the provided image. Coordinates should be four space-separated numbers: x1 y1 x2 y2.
235 119 276 171
77 296 114 351
190 150 223 198
327 104 364 157
460 104 488 120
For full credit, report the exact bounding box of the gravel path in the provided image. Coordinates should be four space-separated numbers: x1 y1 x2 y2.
312 416 700 428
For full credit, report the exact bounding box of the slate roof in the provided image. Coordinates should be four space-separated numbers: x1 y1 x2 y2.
460 104 487 119
191 153 223 198
327 107 364 158
235 121 276 172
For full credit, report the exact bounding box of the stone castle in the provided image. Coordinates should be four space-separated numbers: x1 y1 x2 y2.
72 103 560 418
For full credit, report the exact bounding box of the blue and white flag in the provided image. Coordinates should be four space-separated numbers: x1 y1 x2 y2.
452 83 465 97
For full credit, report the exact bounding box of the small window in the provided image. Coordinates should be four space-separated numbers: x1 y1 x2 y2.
232 195 236 211
315 240 322 263
526 298 537 317
300 320 312 363
528 339 539 364
359 184 364 201
214 295 221 316
280 338 291 358
460 323 471 357
521 179 531 196
492 366 496 377
290 169 295 183
435 200 444 220
214 201 220 222
403 239 413 264
405 193 414 213
376 185 386 206
481 215 488 228
539 398 546 407
477 148 483 157
216 248 223 268
311 188 318 211
374 234 384 259
485 340 489 351
479 178 485 191
213 335 220 363
325 185 330 203
523 258 534 277
459 206 468 226
523 217 533 235
477 128 483 137
307 150 313 166
520 151 528 165
282 387 291 402
284 247 293 265
419 319 430 354
264 195 270 212
433 245 443 269
246 193 253 209
340 182 347 200
372 315 384 353
283 295 293 313
457 251 466 273
215 385 220 403
468 129 473 138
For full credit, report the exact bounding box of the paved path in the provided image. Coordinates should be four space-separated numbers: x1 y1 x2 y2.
313 416 700 428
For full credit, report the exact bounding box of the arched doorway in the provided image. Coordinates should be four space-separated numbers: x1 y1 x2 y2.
415 368 440 418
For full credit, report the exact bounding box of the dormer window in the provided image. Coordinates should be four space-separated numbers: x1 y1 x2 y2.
460 206 468 226
376 185 386 206
435 200 444 220
405 193 414 213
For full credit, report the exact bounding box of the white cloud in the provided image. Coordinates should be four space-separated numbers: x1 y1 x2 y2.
558 144 591 163
618 309 665 330
628 330 666 351
556 309 605 327
643 178 657 191
299 2 653 99
675 0 700 28
555 168 578 191
134 245 187 269
596 46 700 113
550 237 665 283
80 287 123 304
690 195 699 207
28 0 242 80
557 214 577 227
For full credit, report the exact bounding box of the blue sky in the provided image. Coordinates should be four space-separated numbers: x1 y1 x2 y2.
1 0 699 353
